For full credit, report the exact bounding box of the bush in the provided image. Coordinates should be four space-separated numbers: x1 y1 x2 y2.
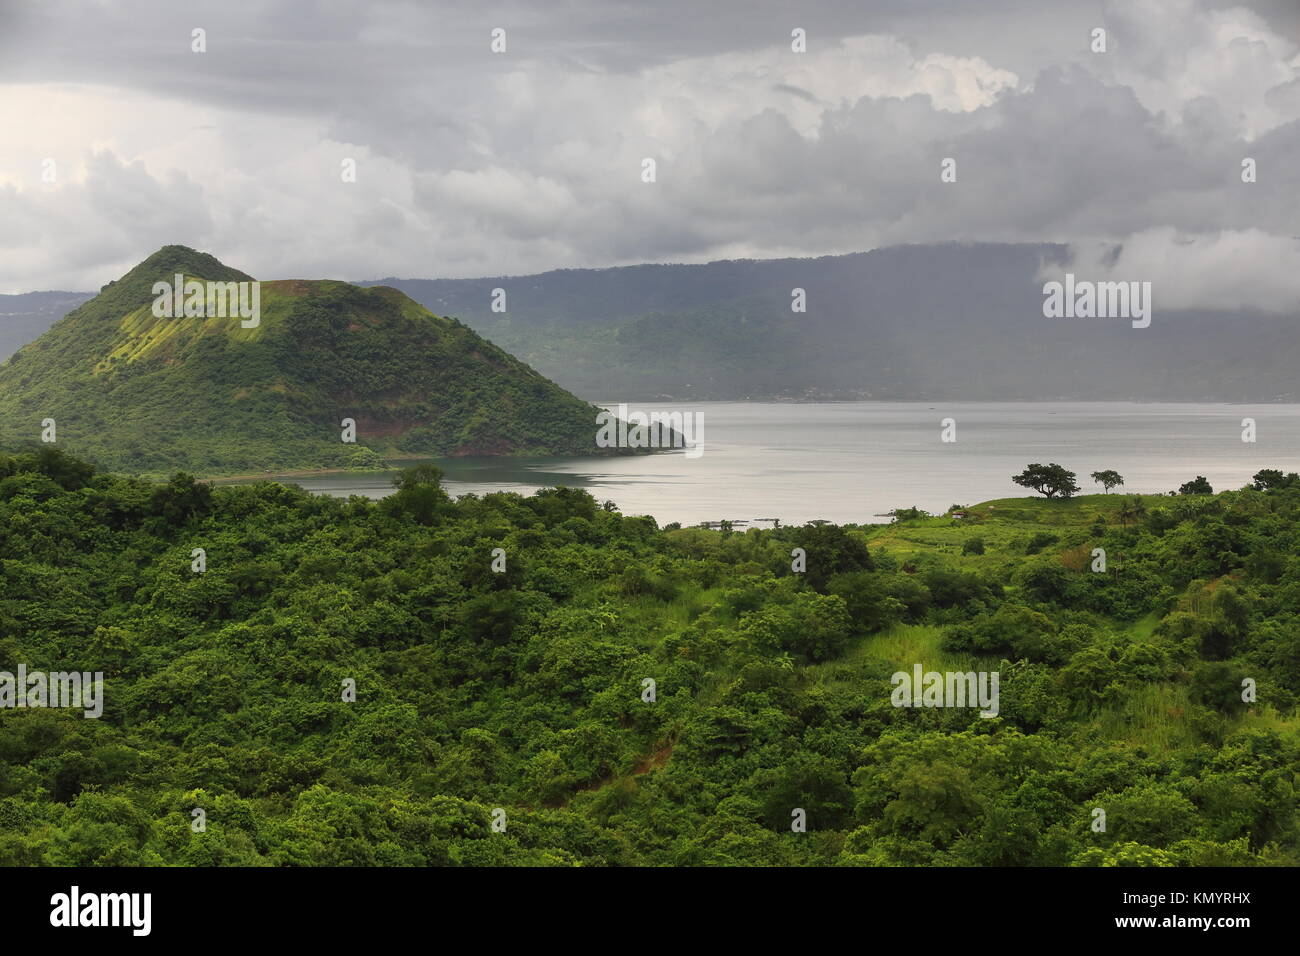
1025 532 1058 555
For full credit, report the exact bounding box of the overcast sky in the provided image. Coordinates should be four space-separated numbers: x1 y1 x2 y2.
2 0 1298 305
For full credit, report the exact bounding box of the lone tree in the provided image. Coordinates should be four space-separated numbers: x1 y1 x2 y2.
1178 476 1213 495
1090 469 1124 493
1012 463 1080 499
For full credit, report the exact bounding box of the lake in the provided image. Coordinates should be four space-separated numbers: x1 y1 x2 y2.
230 402 1300 526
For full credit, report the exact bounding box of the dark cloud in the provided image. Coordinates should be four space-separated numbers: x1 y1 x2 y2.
1 0 1297 299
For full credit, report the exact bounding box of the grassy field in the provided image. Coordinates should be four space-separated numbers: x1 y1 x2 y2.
862 494 1168 558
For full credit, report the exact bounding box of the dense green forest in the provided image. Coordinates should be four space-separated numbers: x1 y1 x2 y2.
0 247 615 477
0 446 1297 866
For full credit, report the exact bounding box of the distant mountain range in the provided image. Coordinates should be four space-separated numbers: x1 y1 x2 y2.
5 243 1298 405
0 246 613 475
0 290 94 360
360 244 1300 403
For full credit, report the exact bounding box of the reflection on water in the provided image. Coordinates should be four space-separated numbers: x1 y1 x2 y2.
219 402 1300 526
249 457 608 498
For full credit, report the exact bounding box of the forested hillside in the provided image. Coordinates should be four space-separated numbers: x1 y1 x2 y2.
0 247 614 476
0 447 1296 865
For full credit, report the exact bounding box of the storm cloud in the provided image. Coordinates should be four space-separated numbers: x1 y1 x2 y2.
1 0 1297 309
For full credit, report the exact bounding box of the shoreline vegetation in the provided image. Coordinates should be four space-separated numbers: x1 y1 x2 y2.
203 465 395 483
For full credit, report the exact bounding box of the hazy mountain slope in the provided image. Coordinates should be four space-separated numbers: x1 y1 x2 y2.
364 244 1300 402
0 291 94 361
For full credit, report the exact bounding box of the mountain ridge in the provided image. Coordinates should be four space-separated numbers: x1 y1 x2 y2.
10 243 1300 403
359 243 1300 403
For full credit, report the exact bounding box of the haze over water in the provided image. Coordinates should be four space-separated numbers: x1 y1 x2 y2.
251 402 1300 526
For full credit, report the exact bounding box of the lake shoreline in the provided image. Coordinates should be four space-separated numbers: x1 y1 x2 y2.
204 465 393 484
205 401 1300 525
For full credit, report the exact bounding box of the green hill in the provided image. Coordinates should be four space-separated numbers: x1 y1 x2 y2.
0 246 615 475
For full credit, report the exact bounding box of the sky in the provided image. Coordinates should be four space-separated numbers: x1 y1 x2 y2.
1 0 1298 305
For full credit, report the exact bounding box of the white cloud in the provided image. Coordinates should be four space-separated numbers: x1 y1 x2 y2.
1046 228 1300 313
1102 0 1300 138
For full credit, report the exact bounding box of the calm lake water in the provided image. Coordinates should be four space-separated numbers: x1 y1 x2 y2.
233 402 1300 526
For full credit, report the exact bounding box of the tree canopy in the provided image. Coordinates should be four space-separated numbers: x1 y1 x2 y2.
0 447 1296 867
1012 463 1080 499
1090 470 1124 493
